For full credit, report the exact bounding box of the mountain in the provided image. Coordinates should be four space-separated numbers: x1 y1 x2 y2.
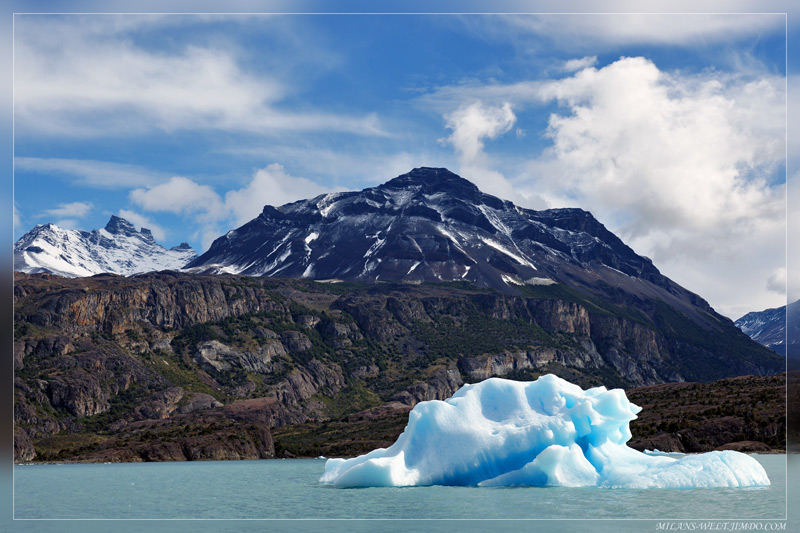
13 168 785 463
187 168 713 322
735 299 800 356
14 215 197 277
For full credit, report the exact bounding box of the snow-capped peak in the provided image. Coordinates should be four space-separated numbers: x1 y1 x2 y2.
14 216 197 278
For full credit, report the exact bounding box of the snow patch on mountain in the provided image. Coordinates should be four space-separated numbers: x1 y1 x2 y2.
479 235 537 270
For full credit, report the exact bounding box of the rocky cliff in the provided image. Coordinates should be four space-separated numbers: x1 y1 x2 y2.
13 271 783 462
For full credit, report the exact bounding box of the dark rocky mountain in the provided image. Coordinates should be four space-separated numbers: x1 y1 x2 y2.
14 271 782 462
187 168 715 324
735 299 800 356
14 215 197 277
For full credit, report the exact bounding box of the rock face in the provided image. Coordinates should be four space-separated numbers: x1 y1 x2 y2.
194 340 285 374
14 215 197 277
13 272 783 463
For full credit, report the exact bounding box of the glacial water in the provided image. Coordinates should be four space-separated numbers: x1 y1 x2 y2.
13 455 788 531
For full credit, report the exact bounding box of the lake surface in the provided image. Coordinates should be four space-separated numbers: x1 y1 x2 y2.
13 454 787 527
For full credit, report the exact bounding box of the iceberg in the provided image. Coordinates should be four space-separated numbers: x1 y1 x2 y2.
320 375 770 489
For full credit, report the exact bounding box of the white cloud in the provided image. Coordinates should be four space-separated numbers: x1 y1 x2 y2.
788 79 800 304
129 164 339 250
41 201 94 220
418 80 543 117
443 102 524 202
495 13 785 49
224 163 341 226
222 146 446 188
130 177 226 218
650 215 785 320
15 157 163 188
563 56 597 72
35 201 93 230
117 209 168 242
526 57 786 314
54 219 79 230
529 57 785 260
14 15 386 138
445 102 516 164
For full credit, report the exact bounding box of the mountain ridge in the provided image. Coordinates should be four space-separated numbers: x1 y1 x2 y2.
14 215 197 277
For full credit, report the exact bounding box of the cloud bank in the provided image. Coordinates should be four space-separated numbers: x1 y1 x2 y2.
489 13 785 50
14 15 386 138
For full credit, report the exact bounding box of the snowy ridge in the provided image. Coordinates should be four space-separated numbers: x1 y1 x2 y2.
14 216 197 278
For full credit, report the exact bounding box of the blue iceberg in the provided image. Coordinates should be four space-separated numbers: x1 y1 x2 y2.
320 375 770 489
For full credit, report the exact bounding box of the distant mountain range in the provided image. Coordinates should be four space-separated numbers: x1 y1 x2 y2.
14 215 197 277
735 300 800 356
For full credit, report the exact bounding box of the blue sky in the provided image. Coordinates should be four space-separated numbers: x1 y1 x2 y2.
12 12 790 318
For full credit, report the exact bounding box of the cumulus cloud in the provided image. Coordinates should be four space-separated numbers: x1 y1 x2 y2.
130 177 225 217
36 201 94 229
445 102 516 163
443 102 523 202
117 209 168 242
789 168 800 304
530 57 785 259
15 157 162 188
224 146 446 188
428 55 785 315
130 164 339 250
766 267 787 296
523 57 786 315
13 204 22 228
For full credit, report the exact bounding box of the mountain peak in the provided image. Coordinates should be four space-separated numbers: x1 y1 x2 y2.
104 215 138 236
380 167 480 195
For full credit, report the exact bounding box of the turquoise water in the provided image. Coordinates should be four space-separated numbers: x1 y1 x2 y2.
14 455 786 522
